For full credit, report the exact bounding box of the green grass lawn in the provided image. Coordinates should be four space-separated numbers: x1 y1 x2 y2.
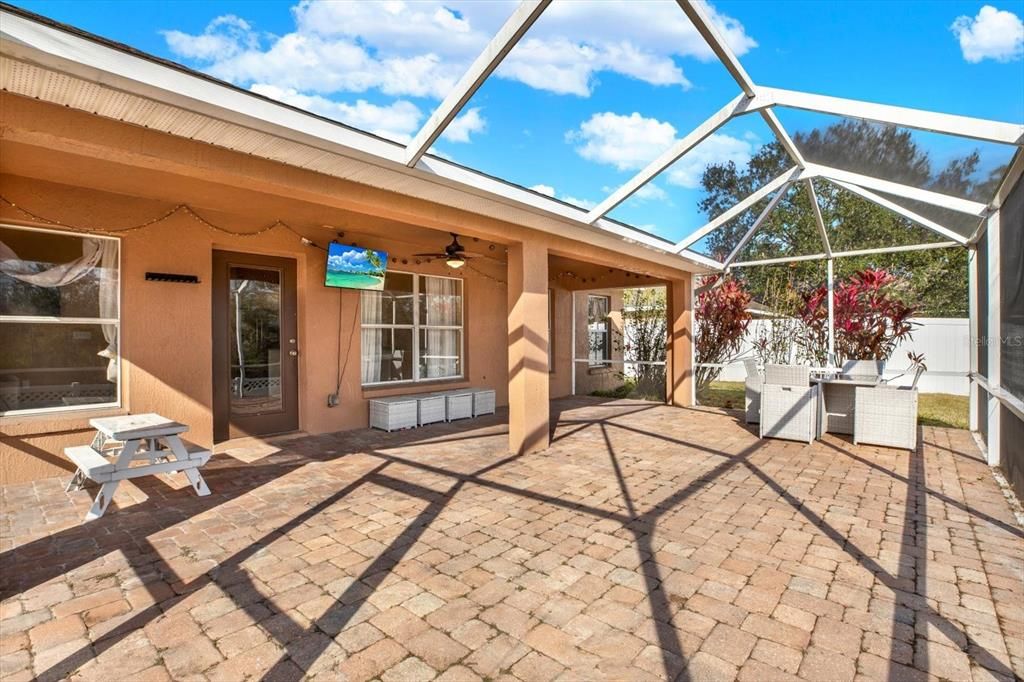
699 381 969 430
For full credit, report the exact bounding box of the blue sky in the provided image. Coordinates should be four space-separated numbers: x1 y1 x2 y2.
16 0 1024 244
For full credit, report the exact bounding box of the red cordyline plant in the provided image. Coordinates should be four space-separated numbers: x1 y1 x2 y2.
695 276 751 394
799 268 917 365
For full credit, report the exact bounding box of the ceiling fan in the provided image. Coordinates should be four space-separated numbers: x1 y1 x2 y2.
413 233 483 269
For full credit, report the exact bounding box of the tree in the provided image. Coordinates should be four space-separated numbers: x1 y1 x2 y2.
798 268 917 365
695 277 751 395
698 119 998 317
619 287 667 398
750 276 803 365
364 249 384 274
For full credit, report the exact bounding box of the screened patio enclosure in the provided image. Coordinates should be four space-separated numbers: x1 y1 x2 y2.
1 0 1021 485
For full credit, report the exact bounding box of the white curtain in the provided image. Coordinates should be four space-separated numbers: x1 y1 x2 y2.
423 277 460 378
360 290 384 383
0 237 119 381
0 237 102 286
97 240 118 382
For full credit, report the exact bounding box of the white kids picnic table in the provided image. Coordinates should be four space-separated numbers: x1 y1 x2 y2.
65 413 212 521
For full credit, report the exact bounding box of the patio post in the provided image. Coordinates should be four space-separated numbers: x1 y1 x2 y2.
827 258 835 365
665 276 693 407
985 210 1001 467
507 241 550 454
968 246 979 432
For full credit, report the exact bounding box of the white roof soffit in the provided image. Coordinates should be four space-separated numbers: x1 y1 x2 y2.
0 7 719 273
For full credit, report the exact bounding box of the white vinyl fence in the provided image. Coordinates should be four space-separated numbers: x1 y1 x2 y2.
714 317 970 395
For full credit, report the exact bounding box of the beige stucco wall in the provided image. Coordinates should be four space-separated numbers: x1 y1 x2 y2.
0 93 695 484
0 176 510 484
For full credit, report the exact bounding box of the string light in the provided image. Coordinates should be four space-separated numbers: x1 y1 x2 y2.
1 194 653 288
0 194 307 239
1 193 511 283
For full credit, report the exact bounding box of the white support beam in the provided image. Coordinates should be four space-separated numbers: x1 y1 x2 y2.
985 210 1001 466
827 258 835 364
676 0 756 97
760 108 806 168
968 246 979 431
404 0 550 167
585 93 762 222
729 239 959 267
830 180 969 244
757 86 1024 146
674 167 802 252
723 182 791 268
806 164 988 216
804 178 832 257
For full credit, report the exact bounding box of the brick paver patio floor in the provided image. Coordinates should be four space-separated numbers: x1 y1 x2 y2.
1 397 1022 681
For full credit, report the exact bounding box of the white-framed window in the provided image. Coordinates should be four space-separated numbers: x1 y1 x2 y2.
588 294 612 367
0 224 121 415
361 271 463 385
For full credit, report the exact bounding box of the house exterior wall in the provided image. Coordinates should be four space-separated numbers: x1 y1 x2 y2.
0 176 512 484
0 94 696 484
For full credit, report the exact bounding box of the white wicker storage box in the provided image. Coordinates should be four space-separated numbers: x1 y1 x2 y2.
417 394 447 426
369 396 419 432
472 389 496 417
442 390 474 421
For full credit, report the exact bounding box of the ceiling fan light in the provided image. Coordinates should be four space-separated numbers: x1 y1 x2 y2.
446 255 466 269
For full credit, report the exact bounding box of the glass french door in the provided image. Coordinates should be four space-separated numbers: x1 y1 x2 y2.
213 251 298 441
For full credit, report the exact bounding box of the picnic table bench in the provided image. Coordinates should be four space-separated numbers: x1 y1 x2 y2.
65 413 212 521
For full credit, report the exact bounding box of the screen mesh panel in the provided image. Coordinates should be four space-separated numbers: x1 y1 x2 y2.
1000 170 1023 402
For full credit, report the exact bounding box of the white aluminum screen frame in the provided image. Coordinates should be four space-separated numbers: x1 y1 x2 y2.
0 0 1021 272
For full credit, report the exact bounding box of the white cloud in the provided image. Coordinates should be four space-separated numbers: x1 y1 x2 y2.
567 112 678 171
951 5 1024 63
601 182 670 203
329 248 371 270
527 184 594 208
569 112 753 188
249 84 422 142
162 1 756 101
562 195 597 210
442 108 486 143
665 134 753 188
161 15 257 60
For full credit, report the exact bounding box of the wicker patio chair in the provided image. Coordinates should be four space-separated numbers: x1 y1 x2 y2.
841 359 885 382
759 364 818 444
743 358 762 424
853 384 919 451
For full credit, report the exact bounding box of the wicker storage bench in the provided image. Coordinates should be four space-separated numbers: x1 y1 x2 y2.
440 389 474 421
472 389 496 417
416 393 447 426
369 396 419 431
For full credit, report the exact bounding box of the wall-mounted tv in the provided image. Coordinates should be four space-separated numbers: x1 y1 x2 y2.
325 243 389 290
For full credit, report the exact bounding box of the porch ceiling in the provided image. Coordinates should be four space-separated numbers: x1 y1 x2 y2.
0 138 513 262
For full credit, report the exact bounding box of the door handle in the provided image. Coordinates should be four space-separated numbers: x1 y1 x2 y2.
289 350 298 357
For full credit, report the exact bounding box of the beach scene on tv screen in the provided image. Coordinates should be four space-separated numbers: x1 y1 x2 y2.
325 243 388 290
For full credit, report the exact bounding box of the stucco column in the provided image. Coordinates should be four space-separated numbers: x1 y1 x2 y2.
665 276 693 407
507 241 550 454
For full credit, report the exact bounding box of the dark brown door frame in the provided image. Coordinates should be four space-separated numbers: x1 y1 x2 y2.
212 250 299 442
